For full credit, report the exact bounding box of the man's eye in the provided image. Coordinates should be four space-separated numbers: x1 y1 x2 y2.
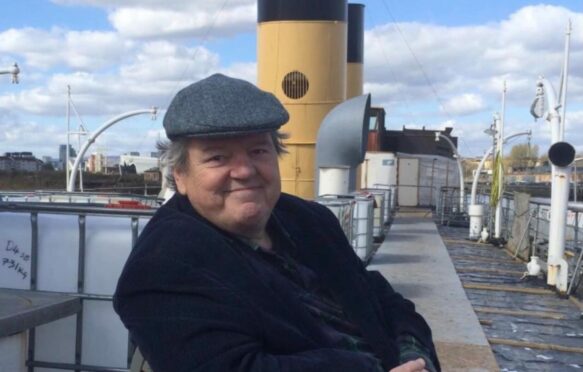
205 155 225 163
252 148 269 155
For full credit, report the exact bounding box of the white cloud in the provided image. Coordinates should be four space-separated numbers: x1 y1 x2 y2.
0 28 131 70
362 4 583 156
441 94 487 116
0 43 221 116
53 0 257 39
1 2 582 158
364 5 582 107
219 62 257 83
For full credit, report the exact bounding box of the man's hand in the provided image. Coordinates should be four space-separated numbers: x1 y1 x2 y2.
389 358 429 372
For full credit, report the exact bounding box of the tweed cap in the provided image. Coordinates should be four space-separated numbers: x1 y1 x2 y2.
163 73 289 139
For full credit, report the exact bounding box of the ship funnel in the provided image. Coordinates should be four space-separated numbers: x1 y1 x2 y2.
548 141 575 167
257 0 348 199
347 4 364 99
316 94 370 195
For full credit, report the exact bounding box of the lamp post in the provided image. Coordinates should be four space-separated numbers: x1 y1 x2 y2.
435 132 464 213
0 63 19 84
67 108 158 192
529 21 574 293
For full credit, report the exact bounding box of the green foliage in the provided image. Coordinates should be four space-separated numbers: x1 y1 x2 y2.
490 152 503 208
507 143 538 170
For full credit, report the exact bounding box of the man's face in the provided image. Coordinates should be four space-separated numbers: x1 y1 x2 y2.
174 132 281 238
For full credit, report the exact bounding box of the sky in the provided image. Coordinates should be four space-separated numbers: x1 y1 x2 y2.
0 0 582 161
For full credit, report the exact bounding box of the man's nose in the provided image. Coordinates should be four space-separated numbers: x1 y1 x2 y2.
230 154 256 178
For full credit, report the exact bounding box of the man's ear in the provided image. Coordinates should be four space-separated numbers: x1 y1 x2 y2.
173 169 187 195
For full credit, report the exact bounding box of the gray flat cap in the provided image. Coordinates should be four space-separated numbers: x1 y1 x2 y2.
164 73 289 139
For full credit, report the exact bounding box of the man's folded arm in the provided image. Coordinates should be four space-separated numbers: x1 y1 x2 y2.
114 258 384 372
365 270 440 371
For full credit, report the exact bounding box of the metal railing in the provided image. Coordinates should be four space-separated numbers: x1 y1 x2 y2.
0 190 163 207
453 189 583 296
436 186 472 226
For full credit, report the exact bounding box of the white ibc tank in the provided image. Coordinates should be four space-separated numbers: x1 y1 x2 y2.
315 198 355 242
360 189 385 239
0 206 152 371
351 194 374 260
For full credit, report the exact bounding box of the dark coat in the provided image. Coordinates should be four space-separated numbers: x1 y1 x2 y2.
114 193 439 372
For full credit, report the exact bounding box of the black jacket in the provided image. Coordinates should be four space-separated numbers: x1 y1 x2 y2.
114 193 439 371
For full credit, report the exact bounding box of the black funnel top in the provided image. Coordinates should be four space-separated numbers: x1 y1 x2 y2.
258 0 347 22
347 4 364 63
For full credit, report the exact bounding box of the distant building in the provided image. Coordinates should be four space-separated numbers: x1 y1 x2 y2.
87 153 106 173
59 144 77 170
383 126 458 159
119 154 159 174
0 152 43 172
0 156 10 171
144 169 161 183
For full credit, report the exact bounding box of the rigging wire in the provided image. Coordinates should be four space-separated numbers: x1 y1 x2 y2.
364 0 416 125
379 0 450 118
161 0 231 112
378 0 473 155
132 0 231 152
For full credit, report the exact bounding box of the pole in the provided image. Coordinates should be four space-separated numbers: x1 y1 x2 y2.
559 20 571 140
574 157 583 203
0 63 19 83
67 108 157 192
78 126 83 192
436 133 464 213
493 83 507 239
66 86 71 188
535 30 570 291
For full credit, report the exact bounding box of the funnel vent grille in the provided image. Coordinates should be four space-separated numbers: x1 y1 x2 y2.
282 71 309 99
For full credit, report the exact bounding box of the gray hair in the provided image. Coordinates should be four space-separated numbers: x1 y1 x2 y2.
158 130 288 191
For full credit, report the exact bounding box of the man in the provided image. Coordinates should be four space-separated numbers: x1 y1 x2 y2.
114 74 440 372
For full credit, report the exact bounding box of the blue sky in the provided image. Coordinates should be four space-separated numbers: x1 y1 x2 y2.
0 0 582 160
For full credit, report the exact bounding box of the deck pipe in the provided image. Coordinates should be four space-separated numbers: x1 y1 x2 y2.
547 141 575 292
435 133 464 213
316 94 370 196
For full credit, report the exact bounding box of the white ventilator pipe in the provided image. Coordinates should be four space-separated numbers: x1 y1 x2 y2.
537 80 564 289
468 130 531 239
67 108 157 192
528 22 572 292
548 160 571 291
435 133 464 213
318 167 350 196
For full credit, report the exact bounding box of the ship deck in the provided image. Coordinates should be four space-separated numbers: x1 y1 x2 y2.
370 207 583 371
